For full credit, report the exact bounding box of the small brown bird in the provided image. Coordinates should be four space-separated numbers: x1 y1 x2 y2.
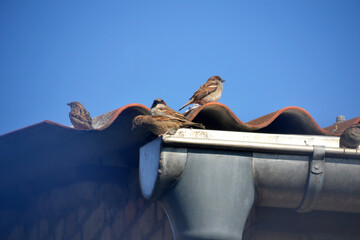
67 101 93 130
340 123 360 151
151 98 188 120
132 115 205 136
179 75 225 111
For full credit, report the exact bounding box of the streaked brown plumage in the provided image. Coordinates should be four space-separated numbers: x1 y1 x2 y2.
67 101 93 130
179 75 225 111
132 115 205 136
151 98 188 120
340 123 360 150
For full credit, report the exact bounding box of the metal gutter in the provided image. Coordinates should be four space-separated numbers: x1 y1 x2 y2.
139 129 360 240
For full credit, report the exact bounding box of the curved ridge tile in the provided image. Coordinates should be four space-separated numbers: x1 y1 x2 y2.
93 103 150 130
0 103 150 138
0 103 153 170
184 103 330 135
247 106 328 135
185 102 251 131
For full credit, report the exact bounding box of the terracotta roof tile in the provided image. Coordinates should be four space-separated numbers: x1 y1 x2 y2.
324 117 360 136
185 103 347 135
2 102 358 141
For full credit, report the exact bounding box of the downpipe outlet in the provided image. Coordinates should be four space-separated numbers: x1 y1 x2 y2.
139 138 255 240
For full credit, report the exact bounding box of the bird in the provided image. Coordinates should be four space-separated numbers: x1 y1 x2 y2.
339 123 360 151
179 75 225 111
67 101 93 130
151 98 188 120
132 115 205 136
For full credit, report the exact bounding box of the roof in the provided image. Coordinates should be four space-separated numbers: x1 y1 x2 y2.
185 102 360 135
0 103 359 203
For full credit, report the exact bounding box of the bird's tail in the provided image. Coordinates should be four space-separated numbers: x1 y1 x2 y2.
179 100 193 111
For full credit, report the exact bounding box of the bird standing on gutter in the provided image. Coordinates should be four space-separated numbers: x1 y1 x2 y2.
340 123 360 152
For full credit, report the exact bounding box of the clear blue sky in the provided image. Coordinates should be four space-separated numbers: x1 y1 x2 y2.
1 1 359 135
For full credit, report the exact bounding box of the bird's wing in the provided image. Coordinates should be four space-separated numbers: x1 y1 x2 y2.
81 108 92 123
164 116 203 127
153 115 186 124
152 115 173 122
159 106 187 119
192 81 218 100
70 110 92 124
170 117 205 129
153 115 198 125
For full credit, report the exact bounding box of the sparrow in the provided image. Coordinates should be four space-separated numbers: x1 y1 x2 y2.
132 115 205 136
151 98 188 120
67 101 93 130
339 123 360 151
179 75 225 111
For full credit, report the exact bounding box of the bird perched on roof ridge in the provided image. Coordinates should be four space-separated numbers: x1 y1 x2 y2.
151 98 189 120
340 123 360 151
67 101 93 130
132 115 205 136
179 75 225 111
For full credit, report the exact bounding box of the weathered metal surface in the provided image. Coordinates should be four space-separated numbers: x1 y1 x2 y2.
163 129 360 158
253 153 309 208
172 129 339 147
297 145 326 213
315 156 360 213
140 137 187 200
253 153 360 213
142 129 360 212
139 138 162 199
160 150 255 240
139 130 360 240
243 207 360 240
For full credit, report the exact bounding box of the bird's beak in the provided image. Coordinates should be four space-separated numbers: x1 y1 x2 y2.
221 79 226 83
67 103 71 106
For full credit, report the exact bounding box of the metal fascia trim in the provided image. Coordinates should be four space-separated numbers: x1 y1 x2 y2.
162 137 360 158
297 145 326 213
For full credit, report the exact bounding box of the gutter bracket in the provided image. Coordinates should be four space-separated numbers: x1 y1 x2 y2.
297 145 325 213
